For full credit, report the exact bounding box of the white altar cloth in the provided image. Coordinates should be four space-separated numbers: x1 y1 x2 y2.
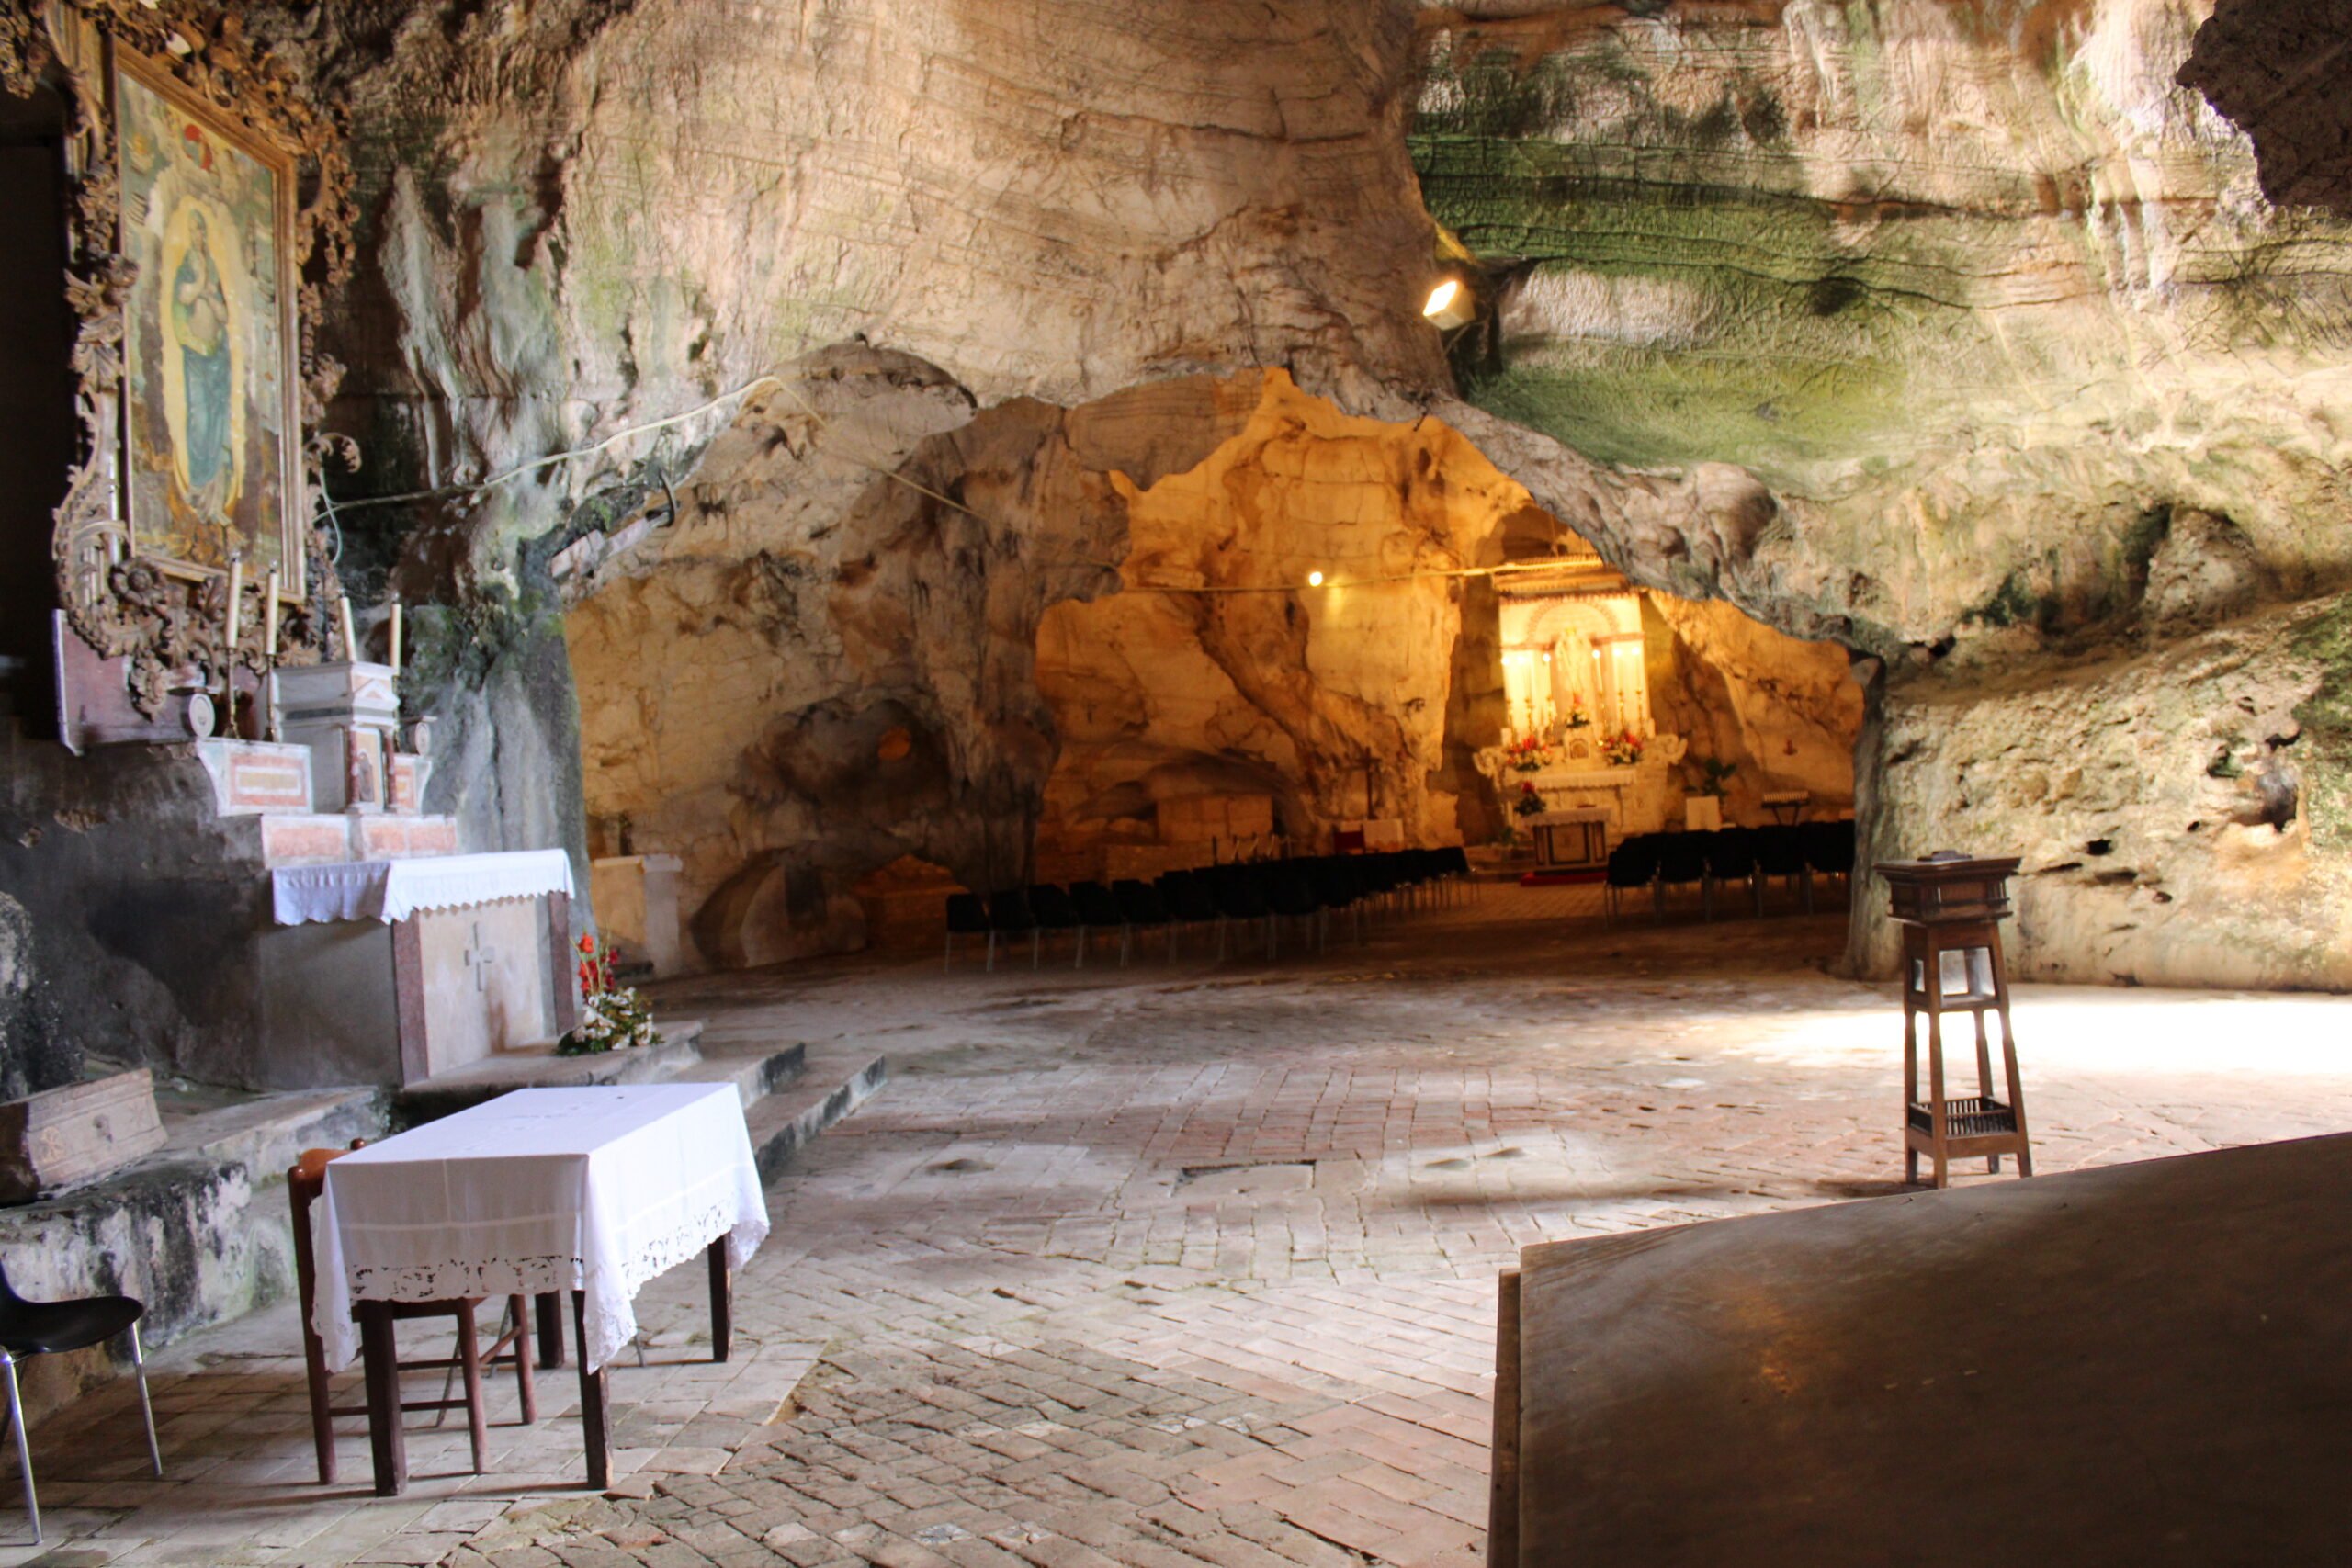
311 1083 768 1372
271 848 575 926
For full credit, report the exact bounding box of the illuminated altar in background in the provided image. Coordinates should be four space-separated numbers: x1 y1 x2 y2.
1499 586 1653 747
1487 567 1683 839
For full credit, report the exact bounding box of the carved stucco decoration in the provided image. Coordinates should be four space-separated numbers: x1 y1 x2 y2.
8 0 357 715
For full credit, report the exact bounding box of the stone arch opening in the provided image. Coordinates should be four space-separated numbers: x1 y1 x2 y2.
559 355 1863 972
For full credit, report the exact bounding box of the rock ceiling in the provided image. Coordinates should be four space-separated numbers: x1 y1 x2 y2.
2177 0 2352 216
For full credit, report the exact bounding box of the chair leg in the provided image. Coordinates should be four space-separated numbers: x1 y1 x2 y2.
129 1323 162 1477
455 1301 488 1474
301 1280 338 1484
1 1350 38 1546
985 929 996 973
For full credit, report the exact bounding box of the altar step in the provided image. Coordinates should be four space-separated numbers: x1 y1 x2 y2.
666 1032 889 1184
740 1049 889 1184
392 1021 715 1123
390 1021 889 1182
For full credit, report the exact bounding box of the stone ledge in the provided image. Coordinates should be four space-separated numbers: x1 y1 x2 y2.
390 1021 713 1126
0 1082 391 1427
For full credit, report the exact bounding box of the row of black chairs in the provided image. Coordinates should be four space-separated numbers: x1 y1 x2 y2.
1603 820 1856 921
945 848 1476 970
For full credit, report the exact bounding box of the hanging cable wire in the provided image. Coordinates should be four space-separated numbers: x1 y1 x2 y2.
322 367 1621 598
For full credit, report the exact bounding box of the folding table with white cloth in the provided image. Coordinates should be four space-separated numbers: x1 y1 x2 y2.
311 1083 770 1494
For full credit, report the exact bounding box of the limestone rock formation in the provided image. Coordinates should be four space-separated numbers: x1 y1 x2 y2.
1854 595 2351 987
260 0 1453 585
0 890 73 1102
566 347 1262 965
1035 372 1530 868
1414 0 2352 657
1643 595 1865 827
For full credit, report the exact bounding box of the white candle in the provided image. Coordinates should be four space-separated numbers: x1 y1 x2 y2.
261 570 280 662
389 602 403 671
338 595 358 663
223 556 243 651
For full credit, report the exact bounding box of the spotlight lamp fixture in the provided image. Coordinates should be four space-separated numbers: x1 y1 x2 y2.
1422 276 1477 332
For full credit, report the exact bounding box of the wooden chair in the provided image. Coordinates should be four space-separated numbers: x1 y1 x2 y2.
288 1144 535 1483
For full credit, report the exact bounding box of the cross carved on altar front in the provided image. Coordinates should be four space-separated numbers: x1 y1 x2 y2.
461 922 500 993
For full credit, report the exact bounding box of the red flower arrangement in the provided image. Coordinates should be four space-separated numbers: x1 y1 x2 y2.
558 933 658 1055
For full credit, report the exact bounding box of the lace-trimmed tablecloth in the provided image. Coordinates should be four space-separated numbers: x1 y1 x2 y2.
270 848 576 926
311 1083 768 1372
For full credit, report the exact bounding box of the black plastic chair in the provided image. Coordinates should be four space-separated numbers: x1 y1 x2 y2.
1205 864 1272 959
985 889 1040 971
1804 818 1857 883
1653 834 1709 919
1400 848 1441 910
1437 844 1473 904
1308 856 1367 944
1026 885 1082 966
1264 860 1324 955
1111 879 1175 962
1704 828 1760 919
1068 881 1127 965
1754 825 1813 913
944 892 989 971
1603 838 1658 922
1158 871 1218 955
0 1263 162 1545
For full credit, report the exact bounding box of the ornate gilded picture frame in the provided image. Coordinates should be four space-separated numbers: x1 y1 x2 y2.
8 0 356 728
112 44 303 585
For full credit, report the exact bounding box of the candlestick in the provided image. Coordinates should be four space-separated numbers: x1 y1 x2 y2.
223 556 243 654
338 594 358 664
262 570 281 743
389 601 403 671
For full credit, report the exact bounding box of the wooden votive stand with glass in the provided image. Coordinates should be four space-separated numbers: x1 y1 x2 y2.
1875 852 2033 1189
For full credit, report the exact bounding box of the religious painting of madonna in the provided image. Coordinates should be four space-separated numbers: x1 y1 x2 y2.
114 51 303 582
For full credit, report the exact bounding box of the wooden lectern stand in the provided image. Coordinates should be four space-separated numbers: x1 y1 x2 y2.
1876 852 2031 1189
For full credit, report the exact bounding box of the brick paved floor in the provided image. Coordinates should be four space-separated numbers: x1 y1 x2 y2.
15 881 2352 1566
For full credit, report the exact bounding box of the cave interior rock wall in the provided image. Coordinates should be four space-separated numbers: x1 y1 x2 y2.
11 0 2351 1035
567 357 1861 969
